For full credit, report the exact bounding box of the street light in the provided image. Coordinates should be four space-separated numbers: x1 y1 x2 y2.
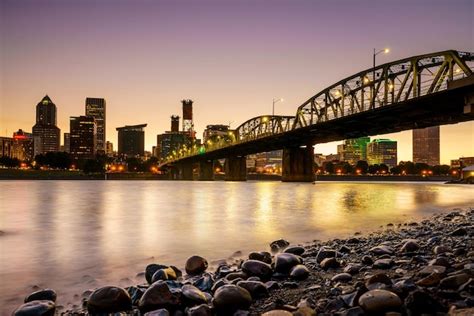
372 48 390 105
272 98 284 116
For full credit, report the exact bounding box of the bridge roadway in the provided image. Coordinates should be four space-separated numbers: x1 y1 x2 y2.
162 50 474 181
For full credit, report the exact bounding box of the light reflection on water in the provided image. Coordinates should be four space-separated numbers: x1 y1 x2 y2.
0 181 473 312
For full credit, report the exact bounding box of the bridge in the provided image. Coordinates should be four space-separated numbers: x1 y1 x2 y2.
160 50 474 181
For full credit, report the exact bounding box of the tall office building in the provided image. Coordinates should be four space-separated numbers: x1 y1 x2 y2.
116 124 146 156
70 116 96 160
12 129 34 161
85 98 106 154
63 133 70 153
337 137 371 165
105 141 114 156
367 139 398 168
32 95 60 155
413 126 440 166
182 99 194 138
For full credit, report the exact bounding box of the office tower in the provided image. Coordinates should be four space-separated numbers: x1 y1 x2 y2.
367 139 398 168
337 137 371 164
70 116 96 160
116 124 146 156
171 115 180 133
12 129 34 161
85 98 106 154
182 99 194 138
413 126 440 166
106 141 114 156
63 133 70 153
32 95 60 154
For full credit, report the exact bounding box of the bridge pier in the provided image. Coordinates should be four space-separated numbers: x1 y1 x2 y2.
198 160 215 181
224 156 247 181
282 145 314 182
178 161 194 180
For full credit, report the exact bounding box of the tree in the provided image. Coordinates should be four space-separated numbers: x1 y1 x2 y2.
368 164 380 174
324 162 335 174
379 164 389 174
83 159 105 174
355 160 369 174
0 156 20 168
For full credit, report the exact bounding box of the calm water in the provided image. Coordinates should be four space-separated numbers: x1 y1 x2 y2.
0 180 473 313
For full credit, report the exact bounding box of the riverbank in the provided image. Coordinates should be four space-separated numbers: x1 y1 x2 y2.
12 207 473 315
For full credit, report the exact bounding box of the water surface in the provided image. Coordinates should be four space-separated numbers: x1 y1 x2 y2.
0 181 473 313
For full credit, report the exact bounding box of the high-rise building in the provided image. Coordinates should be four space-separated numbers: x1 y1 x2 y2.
413 126 440 166
337 137 371 165
85 98 106 154
12 129 34 161
0 137 14 158
106 141 114 156
63 133 70 153
116 124 146 156
171 115 180 133
70 116 96 160
32 95 60 155
367 139 398 167
182 99 194 138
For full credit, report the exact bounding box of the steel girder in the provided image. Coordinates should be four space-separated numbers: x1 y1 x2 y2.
293 50 474 129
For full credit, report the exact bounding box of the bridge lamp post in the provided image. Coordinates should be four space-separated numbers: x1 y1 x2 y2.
272 98 284 116
372 48 390 105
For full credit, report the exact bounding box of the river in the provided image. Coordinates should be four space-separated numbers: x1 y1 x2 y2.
0 180 473 313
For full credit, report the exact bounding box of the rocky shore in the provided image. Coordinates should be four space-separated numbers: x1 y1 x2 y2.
12 208 473 316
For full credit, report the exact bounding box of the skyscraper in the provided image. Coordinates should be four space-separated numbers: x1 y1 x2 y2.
32 95 60 155
116 124 146 156
85 98 106 154
70 116 96 160
337 137 371 165
367 139 398 168
413 126 440 166
63 133 70 153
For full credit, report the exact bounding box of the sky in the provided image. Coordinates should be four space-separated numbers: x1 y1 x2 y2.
1 0 473 164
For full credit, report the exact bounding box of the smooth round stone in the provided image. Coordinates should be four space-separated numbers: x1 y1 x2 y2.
225 271 248 281
366 273 392 286
145 264 168 284
320 257 340 270
192 273 215 292
182 284 208 305
186 256 208 275
316 247 336 263
24 289 57 303
418 265 446 276
270 239 290 252
429 257 450 267
262 310 293 316
405 290 444 315
439 273 470 289
151 269 169 283
373 258 394 269
237 280 269 299
358 289 402 312
369 245 394 256
290 264 310 280
433 245 450 255
331 273 352 283
274 253 302 273
343 263 362 275
361 256 373 265
212 284 252 313
284 246 305 256
400 239 420 253
144 309 170 316
13 301 55 316
249 251 272 264
138 281 181 312
87 286 132 313
187 304 213 316
241 260 273 280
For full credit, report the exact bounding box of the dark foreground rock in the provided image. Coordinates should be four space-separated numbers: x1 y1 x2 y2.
14 208 474 315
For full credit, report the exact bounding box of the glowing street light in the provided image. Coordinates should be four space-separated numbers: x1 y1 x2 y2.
272 98 284 116
373 47 390 80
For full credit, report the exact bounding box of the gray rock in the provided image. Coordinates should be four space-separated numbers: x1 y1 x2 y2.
138 281 181 313
290 264 310 280
212 284 252 314
372 258 394 269
87 286 132 313
236 280 269 299
182 284 208 305
185 256 208 275
320 257 340 270
284 246 305 256
270 239 290 253
358 289 402 312
248 251 272 264
187 304 213 316
274 253 302 274
369 245 394 256
241 260 273 280
24 289 57 303
13 301 55 316
316 247 336 263
400 239 420 252
331 273 352 283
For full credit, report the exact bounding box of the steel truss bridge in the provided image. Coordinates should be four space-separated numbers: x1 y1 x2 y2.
161 50 474 179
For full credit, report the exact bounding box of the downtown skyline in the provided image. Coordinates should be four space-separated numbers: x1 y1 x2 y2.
1 0 473 164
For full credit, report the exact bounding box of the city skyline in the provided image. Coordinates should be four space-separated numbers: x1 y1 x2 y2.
1 0 473 164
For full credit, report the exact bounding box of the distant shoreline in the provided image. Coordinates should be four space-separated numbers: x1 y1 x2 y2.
0 169 455 182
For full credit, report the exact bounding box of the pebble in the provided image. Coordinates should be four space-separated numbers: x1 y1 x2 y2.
181 284 208 305
270 239 290 253
261 310 293 316
24 289 57 303
289 264 310 280
187 304 213 316
241 260 273 280
369 245 394 256
144 309 169 316
138 281 181 312
237 280 269 299
249 251 272 264
320 257 340 270
185 256 209 275
87 286 132 313
331 273 352 283
400 239 420 252
274 253 302 273
316 247 336 263
212 284 252 314
284 246 305 256
358 289 402 312
372 258 394 269
13 301 56 316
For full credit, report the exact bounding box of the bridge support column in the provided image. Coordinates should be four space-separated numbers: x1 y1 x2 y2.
224 156 247 181
168 166 180 180
282 145 314 182
198 160 215 181
178 161 194 180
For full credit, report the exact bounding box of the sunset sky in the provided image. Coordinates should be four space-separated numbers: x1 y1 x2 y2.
1 0 473 164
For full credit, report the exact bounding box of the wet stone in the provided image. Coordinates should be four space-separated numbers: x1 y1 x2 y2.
237 280 269 299
270 239 290 253
151 269 169 283
225 271 248 281
331 273 352 283
274 253 302 274
439 273 470 289
366 273 392 286
24 289 57 303
248 251 272 264
361 255 373 265
187 304 213 316
316 247 336 263
320 257 340 270
181 284 208 305
13 301 56 316
400 239 420 253
369 245 394 256
372 258 394 269
87 286 132 313
138 280 181 313
344 263 362 275
241 260 273 280
261 310 293 316
145 264 168 284
186 256 209 275
416 272 443 287
212 284 252 314
418 265 446 276
144 309 169 316
434 245 451 255
284 246 305 256
405 290 446 314
358 289 402 313
450 227 468 236
429 257 450 267
192 273 214 292
126 286 144 305
290 264 310 280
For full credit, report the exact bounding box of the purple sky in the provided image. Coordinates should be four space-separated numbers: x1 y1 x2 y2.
1 0 473 163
